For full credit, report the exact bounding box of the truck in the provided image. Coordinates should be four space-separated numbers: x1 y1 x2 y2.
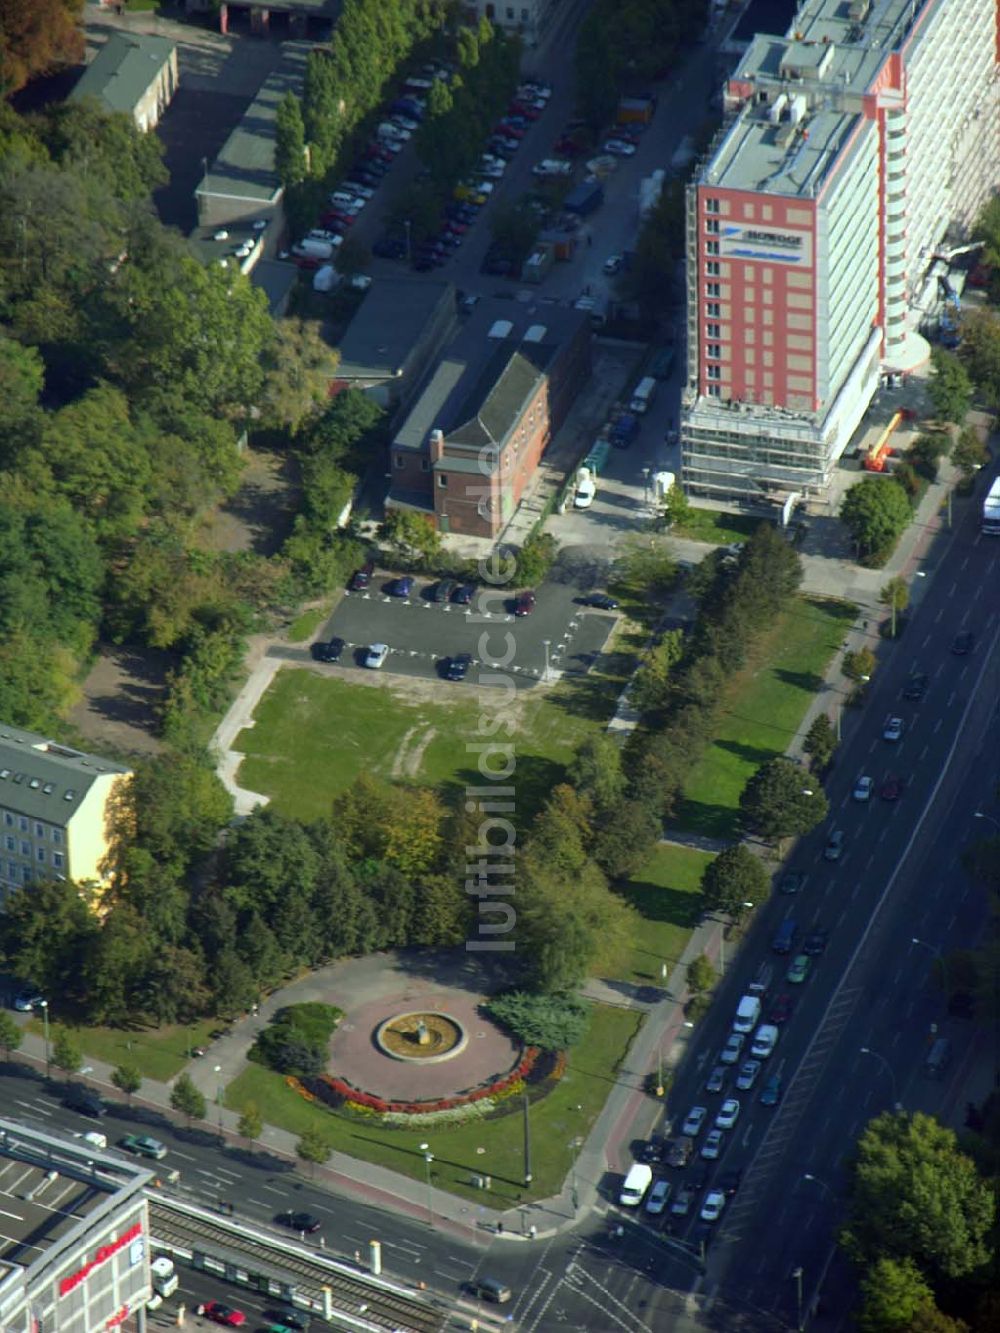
292 238 335 260
639 169 666 223
532 158 572 178
610 412 639 448
617 95 655 126
584 439 612 475
149 1257 178 1306
983 476 1000 534
573 293 609 328
521 242 554 284
564 178 604 216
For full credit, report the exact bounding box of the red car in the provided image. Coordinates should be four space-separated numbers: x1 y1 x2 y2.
514 590 536 616
202 1304 246 1327
881 775 902 801
769 993 794 1024
445 220 469 235
496 120 526 138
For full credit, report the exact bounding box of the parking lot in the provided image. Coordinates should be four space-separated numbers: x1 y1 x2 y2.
312 553 619 689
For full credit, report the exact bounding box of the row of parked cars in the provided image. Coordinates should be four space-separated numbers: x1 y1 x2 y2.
374 79 552 272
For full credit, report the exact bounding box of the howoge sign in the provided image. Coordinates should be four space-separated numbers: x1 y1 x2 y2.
59 1224 143 1297
720 224 812 265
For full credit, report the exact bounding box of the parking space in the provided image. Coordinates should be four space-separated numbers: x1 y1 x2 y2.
315 566 618 689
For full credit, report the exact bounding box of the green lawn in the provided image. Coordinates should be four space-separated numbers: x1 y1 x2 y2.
617 844 712 985
26 1017 219 1082
287 608 326 643
674 596 857 840
235 669 620 823
670 508 767 546
225 1003 642 1205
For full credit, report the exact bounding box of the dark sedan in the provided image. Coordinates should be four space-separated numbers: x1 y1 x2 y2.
443 653 472 682
386 576 413 598
952 631 975 655
578 593 620 610
275 1210 322 1234
311 638 344 663
432 578 458 603
513 590 536 616
452 583 476 605
903 672 928 700
802 929 829 957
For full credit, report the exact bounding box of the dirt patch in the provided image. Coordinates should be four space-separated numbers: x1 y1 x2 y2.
390 724 437 779
68 645 177 760
199 444 300 556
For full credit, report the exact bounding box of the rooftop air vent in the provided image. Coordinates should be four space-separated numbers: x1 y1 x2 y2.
523 324 547 342
487 319 514 339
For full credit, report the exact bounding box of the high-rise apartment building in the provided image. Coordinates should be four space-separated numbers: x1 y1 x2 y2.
681 0 1000 503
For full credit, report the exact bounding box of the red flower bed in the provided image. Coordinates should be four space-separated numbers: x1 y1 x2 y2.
309 1048 540 1115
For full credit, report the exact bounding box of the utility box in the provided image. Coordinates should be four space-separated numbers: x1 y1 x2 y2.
617 96 655 125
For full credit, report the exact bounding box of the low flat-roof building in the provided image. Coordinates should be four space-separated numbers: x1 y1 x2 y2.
0 725 132 908
195 41 309 230
387 299 590 539
333 278 458 412
0 1118 154 1333
186 0 338 38
70 31 178 132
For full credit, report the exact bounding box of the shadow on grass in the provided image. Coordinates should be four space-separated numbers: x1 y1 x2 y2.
772 667 826 693
618 878 702 931
669 797 739 842
713 737 777 767
444 755 568 830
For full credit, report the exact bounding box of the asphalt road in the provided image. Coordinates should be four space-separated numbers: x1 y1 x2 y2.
621 481 1000 1326
317 553 618 687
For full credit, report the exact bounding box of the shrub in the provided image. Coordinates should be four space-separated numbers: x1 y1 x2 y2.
250 1002 342 1076
485 992 590 1050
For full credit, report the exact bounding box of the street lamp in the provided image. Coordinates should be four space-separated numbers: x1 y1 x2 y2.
213 1064 224 1140
568 1136 583 1216
403 218 412 263
542 639 551 682
40 1000 50 1078
860 1046 901 1110
522 1092 532 1185
911 935 949 1002
792 1265 804 1332
802 1172 832 1197
419 1142 434 1227
974 810 1000 832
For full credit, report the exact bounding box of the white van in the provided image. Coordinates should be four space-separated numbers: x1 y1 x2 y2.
574 467 596 509
630 376 657 414
733 995 762 1034
619 1162 653 1206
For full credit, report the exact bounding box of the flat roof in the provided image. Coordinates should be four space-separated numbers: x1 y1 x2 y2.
336 278 454 379
0 1120 150 1275
71 31 176 116
197 41 310 208
706 0 941 197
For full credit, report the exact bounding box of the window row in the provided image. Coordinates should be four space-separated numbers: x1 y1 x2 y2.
3 835 64 868
2 811 63 843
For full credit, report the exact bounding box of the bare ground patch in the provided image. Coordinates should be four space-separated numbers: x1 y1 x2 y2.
68 645 177 759
199 444 300 556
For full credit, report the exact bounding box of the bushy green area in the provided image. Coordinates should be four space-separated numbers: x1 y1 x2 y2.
226 1002 642 1204
251 1002 343 1076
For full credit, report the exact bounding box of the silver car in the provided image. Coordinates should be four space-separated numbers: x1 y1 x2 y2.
365 643 389 669
719 1032 745 1065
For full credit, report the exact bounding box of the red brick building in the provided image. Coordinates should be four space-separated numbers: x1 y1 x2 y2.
387 302 590 539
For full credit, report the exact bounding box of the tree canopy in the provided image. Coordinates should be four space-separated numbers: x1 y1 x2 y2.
739 758 829 842
840 478 913 563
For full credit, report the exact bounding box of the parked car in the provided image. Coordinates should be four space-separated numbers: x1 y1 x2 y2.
432 578 458 603
769 993 794 1024
451 583 476 605
715 1099 740 1130
387 576 413 598
444 654 472 682
372 237 406 259
603 138 637 156
645 1178 672 1215
853 775 874 802
603 254 623 275
717 1167 743 1197
364 643 389 670
311 638 344 663
578 593 619 610
349 561 374 590
779 871 806 895
759 1074 782 1107
719 1032 744 1065
681 1106 707 1137
670 1184 696 1217
514 590 536 616
13 989 44 1011
705 1064 727 1094
666 1136 694 1168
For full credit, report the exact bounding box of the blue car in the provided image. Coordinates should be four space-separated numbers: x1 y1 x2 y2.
387 577 413 598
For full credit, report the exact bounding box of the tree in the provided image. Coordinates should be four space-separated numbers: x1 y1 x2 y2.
378 509 441 562
567 734 627 817
840 1111 994 1283
661 480 692 529
858 1256 935 1333
0 878 98 1006
0 0 84 95
616 533 678 596
958 306 1000 407
169 1072 207 1125
699 843 768 916
926 348 972 424
485 991 591 1050
739 758 829 842
296 1126 332 1176
111 1062 142 1104
237 1102 263 1147
803 714 837 772
843 647 877 682
908 431 950 482
880 576 910 638
274 92 307 187
52 1028 82 1077
515 532 557 587
0 1010 23 1061
591 799 661 879
951 423 989 479
259 318 340 434
686 953 716 995
841 477 912 562
629 628 684 714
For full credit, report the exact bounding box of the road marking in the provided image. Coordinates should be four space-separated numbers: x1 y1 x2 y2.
947 691 956 707
919 744 928 761
921 633 931 648
934 717 943 733
934 608 943 622
948 581 958 597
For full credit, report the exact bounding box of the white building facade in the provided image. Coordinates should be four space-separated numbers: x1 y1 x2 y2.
681 0 1000 504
